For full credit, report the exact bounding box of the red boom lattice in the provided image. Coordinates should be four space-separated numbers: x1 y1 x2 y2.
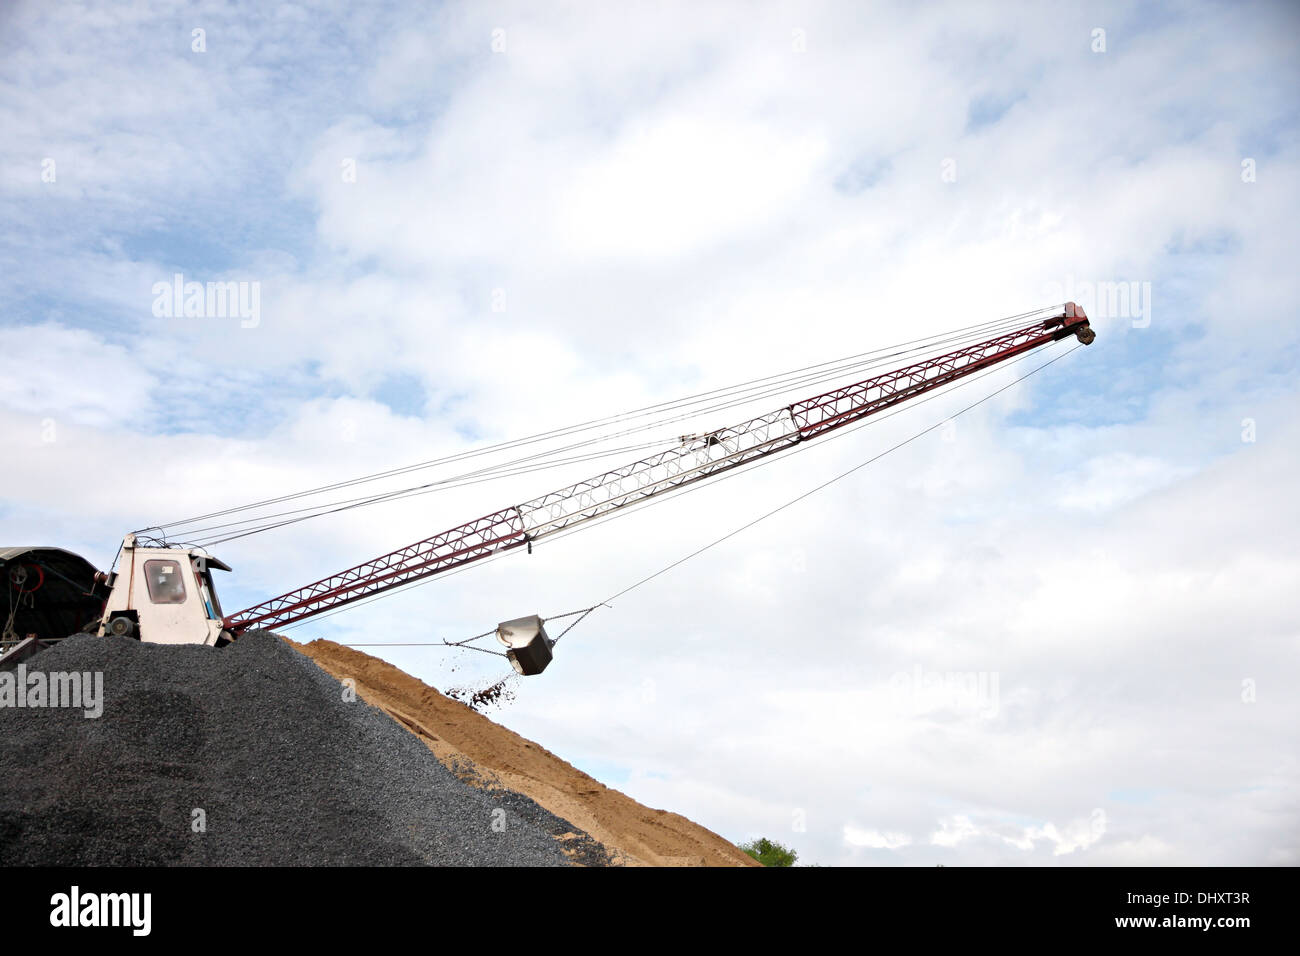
791 313 1087 439
225 305 1091 633
224 507 527 631
517 407 800 539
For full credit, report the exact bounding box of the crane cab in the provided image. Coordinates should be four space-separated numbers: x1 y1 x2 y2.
97 534 233 646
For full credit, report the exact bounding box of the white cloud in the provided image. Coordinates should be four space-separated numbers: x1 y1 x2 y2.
930 815 981 848
846 826 913 850
1057 452 1195 513
0 323 157 426
928 810 1105 856
555 115 827 259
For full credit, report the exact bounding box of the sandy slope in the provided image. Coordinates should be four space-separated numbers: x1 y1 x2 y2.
290 638 758 867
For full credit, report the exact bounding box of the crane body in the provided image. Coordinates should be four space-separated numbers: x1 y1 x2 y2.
0 304 1094 673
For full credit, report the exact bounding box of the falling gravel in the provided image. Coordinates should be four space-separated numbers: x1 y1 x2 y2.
0 631 606 866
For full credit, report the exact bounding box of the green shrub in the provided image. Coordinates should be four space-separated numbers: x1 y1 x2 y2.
740 837 798 867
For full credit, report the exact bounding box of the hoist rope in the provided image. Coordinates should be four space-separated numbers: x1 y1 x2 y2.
179 436 678 546
590 343 1085 612
291 338 1073 636
329 341 1083 652
187 313 1051 546
164 308 1046 523
283 339 1049 637
171 321 1037 544
145 307 1062 543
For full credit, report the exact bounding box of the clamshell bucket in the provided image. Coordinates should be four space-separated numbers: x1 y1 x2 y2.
495 614 553 676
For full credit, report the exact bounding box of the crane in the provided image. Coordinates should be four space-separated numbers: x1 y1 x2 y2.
2 304 1094 674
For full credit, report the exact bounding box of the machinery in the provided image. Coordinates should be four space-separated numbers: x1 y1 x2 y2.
95 535 231 645
1 547 107 659
2 304 1095 674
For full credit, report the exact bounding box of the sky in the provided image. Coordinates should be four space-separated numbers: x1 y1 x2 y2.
1 0 1297 866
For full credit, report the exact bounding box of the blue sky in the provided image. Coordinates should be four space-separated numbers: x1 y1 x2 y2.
2 0 1298 865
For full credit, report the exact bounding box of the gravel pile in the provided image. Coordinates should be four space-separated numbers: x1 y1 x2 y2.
0 631 608 866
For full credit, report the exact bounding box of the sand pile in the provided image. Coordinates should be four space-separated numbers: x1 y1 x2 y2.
293 638 758 867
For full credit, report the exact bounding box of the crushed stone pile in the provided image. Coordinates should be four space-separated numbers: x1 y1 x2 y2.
0 631 609 866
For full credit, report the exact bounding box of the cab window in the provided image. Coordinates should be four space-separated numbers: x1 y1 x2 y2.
144 559 187 604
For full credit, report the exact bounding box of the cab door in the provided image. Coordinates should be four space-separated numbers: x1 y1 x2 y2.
129 553 219 645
